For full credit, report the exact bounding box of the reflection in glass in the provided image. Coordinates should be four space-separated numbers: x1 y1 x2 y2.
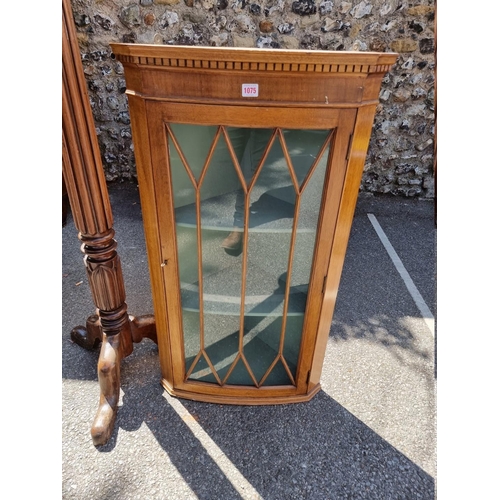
166 124 332 387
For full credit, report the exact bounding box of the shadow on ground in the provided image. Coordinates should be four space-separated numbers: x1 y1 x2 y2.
63 334 434 499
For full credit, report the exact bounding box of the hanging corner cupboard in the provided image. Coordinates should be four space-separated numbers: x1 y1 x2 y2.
111 44 397 405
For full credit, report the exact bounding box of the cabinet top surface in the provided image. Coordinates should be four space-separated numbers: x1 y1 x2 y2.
111 43 398 71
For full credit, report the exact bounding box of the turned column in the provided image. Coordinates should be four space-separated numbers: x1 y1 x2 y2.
62 0 132 446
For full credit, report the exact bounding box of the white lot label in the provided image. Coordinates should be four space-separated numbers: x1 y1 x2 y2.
242 83 259 97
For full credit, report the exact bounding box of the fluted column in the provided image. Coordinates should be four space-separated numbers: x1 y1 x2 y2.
62 0 132 446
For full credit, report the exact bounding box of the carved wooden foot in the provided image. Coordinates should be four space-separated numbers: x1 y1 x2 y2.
71 311 157 446
71 313 157 350
91 332 121 446
87 315 156 445
71 314 101 350
130 314 157 344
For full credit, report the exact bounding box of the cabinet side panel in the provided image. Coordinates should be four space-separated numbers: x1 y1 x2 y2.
127 94 175 385
308 104 379 388
145 103 188 388
295 109 357 392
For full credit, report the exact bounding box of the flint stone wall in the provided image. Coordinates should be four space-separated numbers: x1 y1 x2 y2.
70 0 435 198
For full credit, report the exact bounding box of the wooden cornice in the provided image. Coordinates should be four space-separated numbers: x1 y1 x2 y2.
110 44 398 75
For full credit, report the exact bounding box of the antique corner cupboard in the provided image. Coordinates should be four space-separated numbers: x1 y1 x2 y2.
111 44 397 405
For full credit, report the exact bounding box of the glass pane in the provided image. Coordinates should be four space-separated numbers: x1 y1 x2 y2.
282 130 331 375
238 130 295 385
196 131 246 381
243 129 330 386
168 130 200 365
170 123 217 183
167 123 332 388
188 352 218 384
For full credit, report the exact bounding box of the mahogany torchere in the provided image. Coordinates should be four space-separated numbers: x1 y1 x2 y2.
62 0 156 446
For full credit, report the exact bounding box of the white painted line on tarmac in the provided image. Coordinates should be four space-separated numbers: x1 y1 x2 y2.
367 213 435 336
164 392 263 500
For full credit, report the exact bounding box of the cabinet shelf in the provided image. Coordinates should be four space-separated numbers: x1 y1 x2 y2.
179 260 308 317
180 287 308 317
174 190 318 233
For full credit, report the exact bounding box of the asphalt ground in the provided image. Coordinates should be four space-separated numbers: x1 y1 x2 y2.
62 182 436 499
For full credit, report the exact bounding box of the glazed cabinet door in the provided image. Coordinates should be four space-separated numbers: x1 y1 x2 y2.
142 101 356 403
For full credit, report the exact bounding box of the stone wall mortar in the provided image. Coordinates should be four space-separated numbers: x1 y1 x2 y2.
70 0 435 198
